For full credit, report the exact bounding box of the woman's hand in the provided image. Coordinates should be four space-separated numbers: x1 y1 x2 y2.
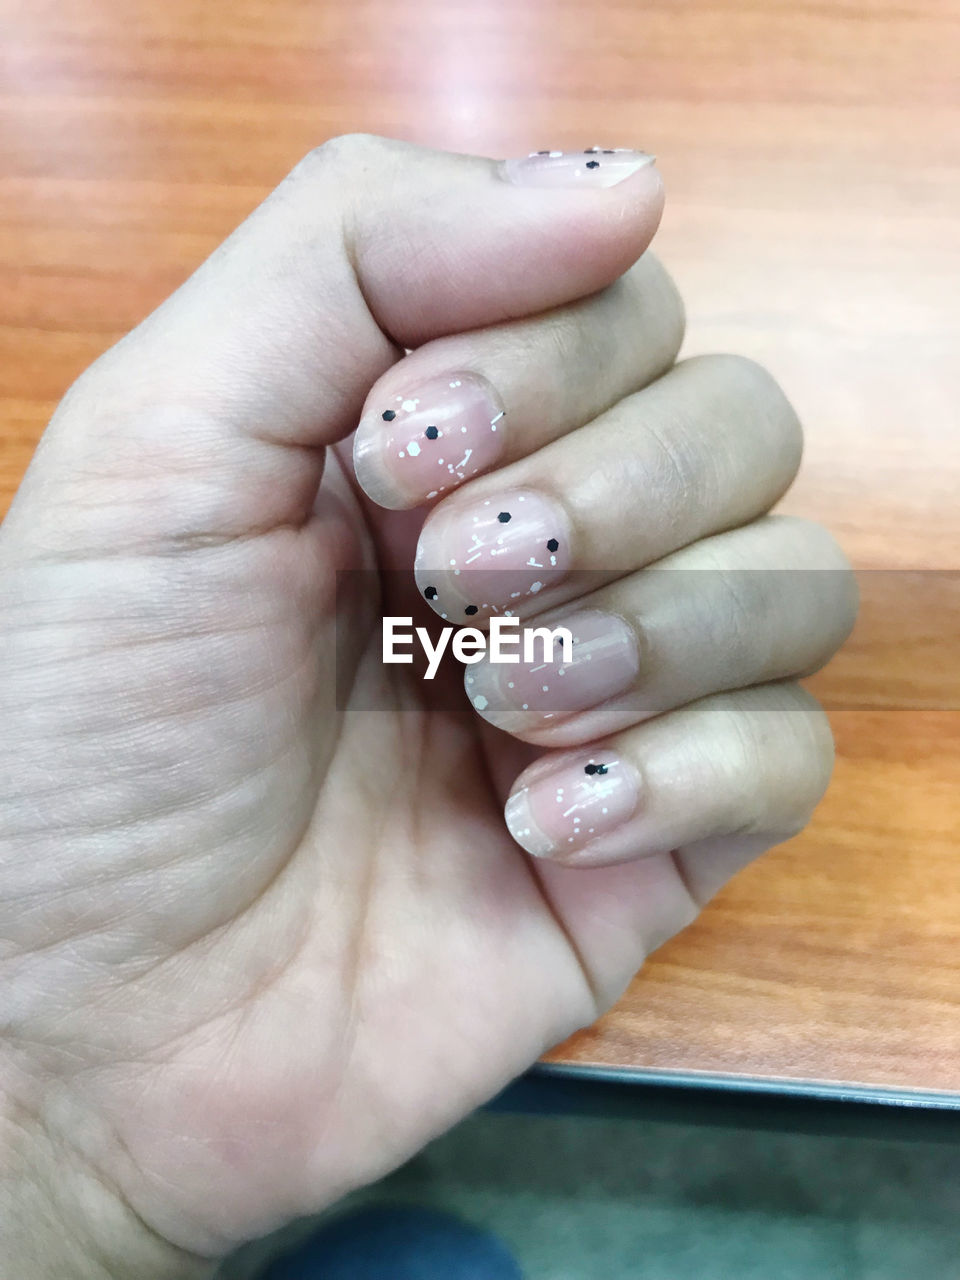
0 137 856 1277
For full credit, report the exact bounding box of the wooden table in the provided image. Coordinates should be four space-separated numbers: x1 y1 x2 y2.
2 0 958 1100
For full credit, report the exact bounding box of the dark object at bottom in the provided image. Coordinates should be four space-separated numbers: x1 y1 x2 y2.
262 1203 524 1279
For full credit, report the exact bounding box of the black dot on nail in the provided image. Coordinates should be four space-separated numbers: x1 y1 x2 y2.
586 160 600 169
382 409 396 421
584 764 597 775
465 605 479 616
584 148 599 154
603 149 616 154
547 538 559 552
537 150 550 155
424 586 438 601
597 764 608 775
498 511 511 523
425 425 439 440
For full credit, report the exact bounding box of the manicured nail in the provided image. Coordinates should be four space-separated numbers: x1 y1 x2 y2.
414 489 572 621
499 147 656 189
354 372 506 509
466 609 639 730
505 752 641 858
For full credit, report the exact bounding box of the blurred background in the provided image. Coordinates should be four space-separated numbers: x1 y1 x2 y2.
2 1 959 1276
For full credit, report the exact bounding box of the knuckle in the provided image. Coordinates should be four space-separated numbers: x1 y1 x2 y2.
635 253 687 359
717 569 768 668
292 133 388 179
805 527 860 646
775 514 852 570
717 707 772 833
711 351 786 399
776 517 860 654
541 306 589 372
800 696 838 795
714 685 836 834
773 689 837 825
693 352 804 465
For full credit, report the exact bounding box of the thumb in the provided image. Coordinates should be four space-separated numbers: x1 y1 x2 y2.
3 135 663 553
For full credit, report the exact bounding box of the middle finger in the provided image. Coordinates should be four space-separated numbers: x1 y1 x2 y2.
414 353 803 622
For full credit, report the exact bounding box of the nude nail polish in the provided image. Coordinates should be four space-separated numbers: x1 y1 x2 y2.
499 148 656 189
414 489 572 621
354 372 506 509
505 753 642 858
465 609 639 729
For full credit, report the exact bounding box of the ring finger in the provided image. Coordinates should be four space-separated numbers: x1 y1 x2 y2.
464 514 857 743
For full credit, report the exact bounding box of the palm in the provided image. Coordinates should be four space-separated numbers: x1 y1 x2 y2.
155 449 609 1248
3 445 670 1256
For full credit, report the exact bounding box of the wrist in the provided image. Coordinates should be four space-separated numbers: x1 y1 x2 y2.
1 1086 215 1280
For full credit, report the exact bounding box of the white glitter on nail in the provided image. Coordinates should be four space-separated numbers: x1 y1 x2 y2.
401 399 418 411
529 582 543 593
406 441 421 457
473 695 489 711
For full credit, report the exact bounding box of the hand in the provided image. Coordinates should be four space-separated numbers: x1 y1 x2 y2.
0 137 856 1276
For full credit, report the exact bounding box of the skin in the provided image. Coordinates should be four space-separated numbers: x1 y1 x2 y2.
0 135 856 1278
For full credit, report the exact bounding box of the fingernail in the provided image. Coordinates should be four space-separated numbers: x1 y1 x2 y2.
499 147 656 189
414 489 572 621
354 372 507 509
466 609 639 730
505 753 641 858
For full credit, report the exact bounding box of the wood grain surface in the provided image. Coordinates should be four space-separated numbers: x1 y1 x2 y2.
2 0 958 1094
